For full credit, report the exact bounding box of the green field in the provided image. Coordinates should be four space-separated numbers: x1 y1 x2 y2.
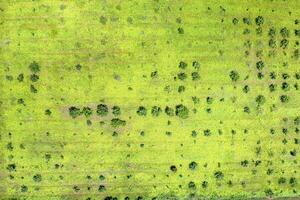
0 0 300 199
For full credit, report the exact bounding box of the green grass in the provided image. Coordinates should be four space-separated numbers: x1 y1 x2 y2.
0 0 299 199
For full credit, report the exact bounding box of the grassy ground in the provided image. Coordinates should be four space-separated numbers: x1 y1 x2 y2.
0 0 299 199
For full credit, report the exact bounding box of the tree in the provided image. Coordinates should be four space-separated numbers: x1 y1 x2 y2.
178 27 184 34
69 106 81 118
280 95 289 103
192 61 200 69
175 104 189 119
151 106 162 117
170 165 177 172
111 118 126 128
17 73 24 82
98 185 106 192
30 74 39 82
268 27 276 37
165 106 174 116
191 72 200 81
30 84 38 93
29 61 40 73
82 107 93 117
256 61 264 70
179 61 187 69
241 160 249 167
177 72 187 81
214 171 224 180
294 116 300 125
97 104 108 116
189 161 198 170
280 27 289 38
255 16 264 26
188 181 196 190
256 95 266 105
229 70 239 82
137 106 147 116
112 106 121 116
33 174 42 182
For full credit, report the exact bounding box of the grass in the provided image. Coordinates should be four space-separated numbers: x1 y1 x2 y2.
0 0 299 199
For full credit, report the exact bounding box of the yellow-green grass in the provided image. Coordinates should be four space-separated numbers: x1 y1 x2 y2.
0 0 299 199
